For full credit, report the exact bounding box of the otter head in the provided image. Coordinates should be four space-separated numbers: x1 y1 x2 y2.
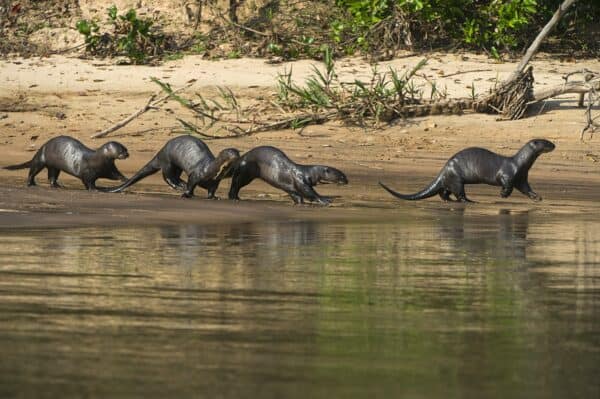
529 139 555 154
214 148 240 180
317 166 348 185
101 141 130 160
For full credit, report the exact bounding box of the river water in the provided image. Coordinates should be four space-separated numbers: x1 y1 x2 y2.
0 208 599 398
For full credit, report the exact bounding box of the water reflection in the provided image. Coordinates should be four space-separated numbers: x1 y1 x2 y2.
0 212 598 398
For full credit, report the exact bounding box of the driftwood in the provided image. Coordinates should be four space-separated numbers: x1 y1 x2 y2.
441 69 492 78
475 0 578 119
91 80 194 138
533 80 599 102
506 0 577 84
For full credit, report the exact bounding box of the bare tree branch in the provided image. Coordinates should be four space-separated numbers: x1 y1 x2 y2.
506 0 577 84
91 80 194 139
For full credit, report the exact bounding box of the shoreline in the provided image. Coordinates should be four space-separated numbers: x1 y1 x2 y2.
1 52 600 229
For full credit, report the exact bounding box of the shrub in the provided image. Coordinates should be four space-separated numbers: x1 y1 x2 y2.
76 6 172 64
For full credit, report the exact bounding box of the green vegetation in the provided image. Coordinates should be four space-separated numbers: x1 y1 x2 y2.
276 48 445 126
213 0 599 60
1 0 598 60
76 5 174 64
334 0 548 57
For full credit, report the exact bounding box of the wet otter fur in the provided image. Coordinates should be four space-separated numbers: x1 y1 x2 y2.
3 135 129 190
379 139 555 202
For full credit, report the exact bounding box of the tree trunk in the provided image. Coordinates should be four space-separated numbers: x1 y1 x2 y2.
229 0 238 24
505 0 577 85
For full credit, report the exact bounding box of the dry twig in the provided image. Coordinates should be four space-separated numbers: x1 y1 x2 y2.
91 80 195 138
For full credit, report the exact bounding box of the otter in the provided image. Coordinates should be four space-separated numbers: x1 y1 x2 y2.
227 146 348 205
379 139 555 202
106 135 239 198
3 135 129 190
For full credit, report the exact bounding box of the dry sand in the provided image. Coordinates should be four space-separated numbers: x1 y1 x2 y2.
1 52 599 229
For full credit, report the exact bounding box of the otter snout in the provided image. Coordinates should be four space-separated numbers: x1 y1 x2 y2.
321 168 348 185
336 174 349 185
543 142 556 153
530 138 555 153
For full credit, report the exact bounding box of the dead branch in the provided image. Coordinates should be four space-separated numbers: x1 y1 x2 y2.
506 0 577 84
209 4 310 48
91 80 194 139
533 79 600 102
91 94 158 139
193 0 202 31
441 69 492 78
177 111 337 139
580 82 600 140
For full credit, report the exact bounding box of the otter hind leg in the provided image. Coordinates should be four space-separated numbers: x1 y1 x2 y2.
27 159 45 187
439 189 453 202
162 165 186 191
448 181 474 203
47 167 64 188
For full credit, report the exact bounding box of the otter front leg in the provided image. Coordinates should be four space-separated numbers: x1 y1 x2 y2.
228 169 255 201
110 168 127 181
295 182 331 205
498 174 514 198
201 180 220 200
516 181 542 201
500 185 513 198
83 180 98 191
287 191 304 205
81 172 99 191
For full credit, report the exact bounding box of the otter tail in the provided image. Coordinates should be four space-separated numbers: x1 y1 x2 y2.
379 176 443 201
3 160 32 170
104 158 161 193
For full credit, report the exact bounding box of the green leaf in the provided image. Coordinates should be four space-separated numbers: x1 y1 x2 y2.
76 20 91 35
108 5 118 21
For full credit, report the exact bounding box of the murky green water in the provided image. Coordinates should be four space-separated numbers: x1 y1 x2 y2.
0 209 599 398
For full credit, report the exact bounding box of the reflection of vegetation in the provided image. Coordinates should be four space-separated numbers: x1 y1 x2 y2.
2 215 599 397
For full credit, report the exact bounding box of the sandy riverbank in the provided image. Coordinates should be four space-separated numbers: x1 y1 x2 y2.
1 52 599 228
